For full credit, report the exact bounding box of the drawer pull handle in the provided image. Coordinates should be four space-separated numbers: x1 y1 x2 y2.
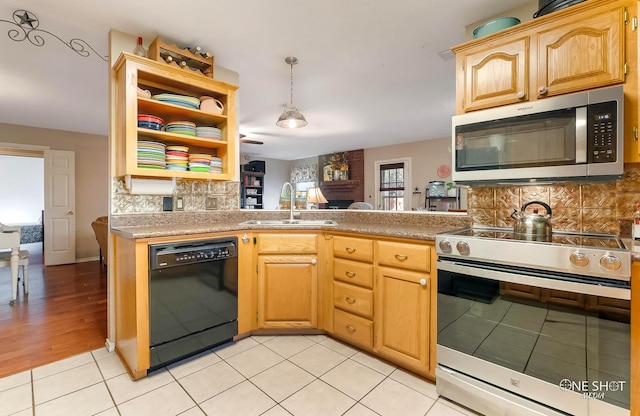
346 325 356 333
346 271 356 278
346 296 356 304
395 254 408 261
346 247 356 254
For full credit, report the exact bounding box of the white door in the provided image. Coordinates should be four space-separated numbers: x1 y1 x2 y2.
44 150 76 265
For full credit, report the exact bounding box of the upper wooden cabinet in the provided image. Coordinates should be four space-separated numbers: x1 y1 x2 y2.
459 37 529 112
453 1 627 113
113 53 238 180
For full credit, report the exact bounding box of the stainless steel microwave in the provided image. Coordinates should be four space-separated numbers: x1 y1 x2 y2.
451 85 624 184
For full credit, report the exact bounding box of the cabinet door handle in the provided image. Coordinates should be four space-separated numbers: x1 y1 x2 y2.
346 296 356 304
345 271 356 278
346 325 356 333
419 278 427 287
311 258 317 265
346 247 356 254
538 86 548 95
395 254 408 261
517 91 525 99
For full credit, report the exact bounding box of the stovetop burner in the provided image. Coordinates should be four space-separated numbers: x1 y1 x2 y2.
436 227 630 281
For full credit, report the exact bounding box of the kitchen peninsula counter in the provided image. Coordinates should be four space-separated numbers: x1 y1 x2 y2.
110 210 472 240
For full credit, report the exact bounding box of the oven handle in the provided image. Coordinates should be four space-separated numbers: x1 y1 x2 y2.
437 259 630 300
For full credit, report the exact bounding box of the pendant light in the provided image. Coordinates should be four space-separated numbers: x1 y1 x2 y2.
276 56 308 128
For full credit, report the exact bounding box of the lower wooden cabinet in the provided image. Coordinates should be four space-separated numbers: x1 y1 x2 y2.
375 266 430 375
257 254 318 329
256 233 319 329
248 231 436 379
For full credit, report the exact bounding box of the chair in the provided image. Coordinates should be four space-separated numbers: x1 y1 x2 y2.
0 225 29 304
91 216 109 267
347 202 373 210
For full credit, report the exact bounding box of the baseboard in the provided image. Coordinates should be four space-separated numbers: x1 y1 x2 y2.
75 256 100 263
105 338 115 353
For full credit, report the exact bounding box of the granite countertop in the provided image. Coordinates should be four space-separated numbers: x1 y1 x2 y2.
110 210 472 241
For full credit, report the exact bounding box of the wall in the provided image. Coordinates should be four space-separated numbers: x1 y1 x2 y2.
0 123 109 260
364 137 467 210
468 164 640 236
0 155 43 224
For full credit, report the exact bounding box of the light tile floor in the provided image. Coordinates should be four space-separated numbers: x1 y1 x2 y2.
0 335 481 416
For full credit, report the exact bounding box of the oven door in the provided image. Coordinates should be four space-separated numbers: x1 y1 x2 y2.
436 259 630 416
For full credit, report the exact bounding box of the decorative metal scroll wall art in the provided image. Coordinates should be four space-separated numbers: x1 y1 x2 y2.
1 9 107 61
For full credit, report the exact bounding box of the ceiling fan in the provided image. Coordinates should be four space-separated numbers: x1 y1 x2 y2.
239 134 263 145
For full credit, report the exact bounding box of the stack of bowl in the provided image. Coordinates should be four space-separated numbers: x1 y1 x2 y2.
138 114 164 131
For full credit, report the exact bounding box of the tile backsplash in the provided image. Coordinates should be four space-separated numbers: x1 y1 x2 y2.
111 177 240 214
467 164 640 236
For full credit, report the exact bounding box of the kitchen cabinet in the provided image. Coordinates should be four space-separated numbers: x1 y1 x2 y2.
326 234 436 378
113 53 238 180
241 171 264 209
256 233 318 328
453 1 626 114
330 235 374 349
375 241 431 375
457 37 529 112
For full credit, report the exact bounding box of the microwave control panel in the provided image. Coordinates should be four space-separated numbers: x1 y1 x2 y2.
588 101 617 163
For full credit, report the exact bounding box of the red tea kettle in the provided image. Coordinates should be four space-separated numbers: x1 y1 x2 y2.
510 201 552 241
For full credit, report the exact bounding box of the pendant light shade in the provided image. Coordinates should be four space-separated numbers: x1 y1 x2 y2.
276 56 308 128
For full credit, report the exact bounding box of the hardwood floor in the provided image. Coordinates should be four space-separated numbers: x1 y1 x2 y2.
0 243 107 379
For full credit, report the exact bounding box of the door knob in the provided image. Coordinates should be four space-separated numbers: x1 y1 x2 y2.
67 211 74 215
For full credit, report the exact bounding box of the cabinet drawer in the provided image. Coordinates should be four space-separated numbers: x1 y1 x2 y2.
377 241 430 272
333 236 373 262
257 233 317 254
333 258 373 288
333 308 373 349
333 281 373 319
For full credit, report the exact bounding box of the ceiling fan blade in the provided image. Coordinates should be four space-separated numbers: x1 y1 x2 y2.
240 139 264 145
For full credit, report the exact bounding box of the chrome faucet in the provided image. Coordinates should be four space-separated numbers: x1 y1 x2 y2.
281 182 296 221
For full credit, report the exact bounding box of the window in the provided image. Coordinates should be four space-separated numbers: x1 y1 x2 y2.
379 162 405 211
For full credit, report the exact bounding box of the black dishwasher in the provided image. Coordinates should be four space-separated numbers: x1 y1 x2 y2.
148 237 238 370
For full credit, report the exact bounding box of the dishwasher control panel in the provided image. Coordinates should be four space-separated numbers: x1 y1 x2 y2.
149 238 237 269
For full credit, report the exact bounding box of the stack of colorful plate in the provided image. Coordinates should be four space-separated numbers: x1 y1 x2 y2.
152 93 200 109
137 140 166 169
210 156 223 174
166 121 196 136
165 145 189 171
189 153 213 172
195 126 222 140
138 114 164 131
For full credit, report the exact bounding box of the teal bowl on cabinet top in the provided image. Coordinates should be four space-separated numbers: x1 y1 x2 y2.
472 17 521 38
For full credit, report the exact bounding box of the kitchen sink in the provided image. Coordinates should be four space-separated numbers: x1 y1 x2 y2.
240 219 337 226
